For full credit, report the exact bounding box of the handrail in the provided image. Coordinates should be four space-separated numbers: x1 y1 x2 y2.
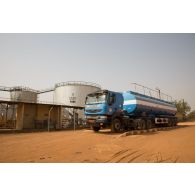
37 88 54 94
55 81 101 89
0 86 39 93
1 81 101 94
131 83 173 102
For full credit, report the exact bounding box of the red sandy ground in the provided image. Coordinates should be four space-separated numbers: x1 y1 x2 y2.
0 122 195 163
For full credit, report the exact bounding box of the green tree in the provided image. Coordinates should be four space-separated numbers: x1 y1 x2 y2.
175 99 191 121
187 110 195 121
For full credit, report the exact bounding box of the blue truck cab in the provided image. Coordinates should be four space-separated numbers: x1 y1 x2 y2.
85 90 123 131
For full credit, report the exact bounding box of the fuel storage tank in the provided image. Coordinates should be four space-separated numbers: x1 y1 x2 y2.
123 91 177 116
54 82 101 126
10 87 38 103
54 81 101 107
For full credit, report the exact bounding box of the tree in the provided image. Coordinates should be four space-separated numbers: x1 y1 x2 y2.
175 99 191 121
187 110 195 121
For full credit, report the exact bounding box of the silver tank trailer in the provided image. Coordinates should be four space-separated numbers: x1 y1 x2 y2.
10 87 38 103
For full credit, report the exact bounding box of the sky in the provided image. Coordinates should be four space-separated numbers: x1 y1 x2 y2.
0 33 195 109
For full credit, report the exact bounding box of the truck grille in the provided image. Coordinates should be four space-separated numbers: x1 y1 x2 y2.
86 109 102 113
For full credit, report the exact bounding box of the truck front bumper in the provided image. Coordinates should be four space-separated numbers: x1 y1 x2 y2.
86 116 110 126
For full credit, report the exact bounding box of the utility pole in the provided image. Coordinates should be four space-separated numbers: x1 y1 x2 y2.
183 99 185 121
48 106 54 132
73 108 76 131
5 104 8 128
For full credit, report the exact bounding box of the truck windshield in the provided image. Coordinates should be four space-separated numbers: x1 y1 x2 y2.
86 94 107 104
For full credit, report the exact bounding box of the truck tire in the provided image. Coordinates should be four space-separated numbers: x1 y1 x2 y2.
168 118 173 127
111 118 122 133
93 126 100 132
137 119 146 130
146 119 152 129
173 118 178 126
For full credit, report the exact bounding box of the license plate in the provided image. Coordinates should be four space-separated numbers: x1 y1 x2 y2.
88 119 95 123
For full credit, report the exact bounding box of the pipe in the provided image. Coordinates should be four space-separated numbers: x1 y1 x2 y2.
48 106 54 132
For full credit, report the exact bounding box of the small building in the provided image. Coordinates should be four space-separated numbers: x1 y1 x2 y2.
0 100 83 130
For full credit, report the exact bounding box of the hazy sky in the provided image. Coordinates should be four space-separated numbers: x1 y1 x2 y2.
0 34 195 109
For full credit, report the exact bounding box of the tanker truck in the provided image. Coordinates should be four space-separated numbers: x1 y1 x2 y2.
84 85 177 132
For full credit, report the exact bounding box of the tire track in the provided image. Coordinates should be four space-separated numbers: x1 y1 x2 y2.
157 158 172 163
173 156 179 163
147 152 179 163
128 153 144 163
112 149 130 158
105 149 130 162
116 150 139 163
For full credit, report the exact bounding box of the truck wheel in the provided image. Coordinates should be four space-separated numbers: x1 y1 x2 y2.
93 126 100 132
111 118 122 133
168 119 173 127
146 119 153 129
171 119 175 127
174 119 178 126
137 119 146 130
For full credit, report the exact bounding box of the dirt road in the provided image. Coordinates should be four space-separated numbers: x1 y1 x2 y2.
0 122 195 163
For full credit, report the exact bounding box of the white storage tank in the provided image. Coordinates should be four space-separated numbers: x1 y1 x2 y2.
10 87 38 103
54 81 101 107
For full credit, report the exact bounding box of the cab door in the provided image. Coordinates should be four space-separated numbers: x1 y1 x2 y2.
107 92 123 115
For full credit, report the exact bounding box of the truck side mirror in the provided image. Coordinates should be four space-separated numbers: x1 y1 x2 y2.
108 94 115 105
